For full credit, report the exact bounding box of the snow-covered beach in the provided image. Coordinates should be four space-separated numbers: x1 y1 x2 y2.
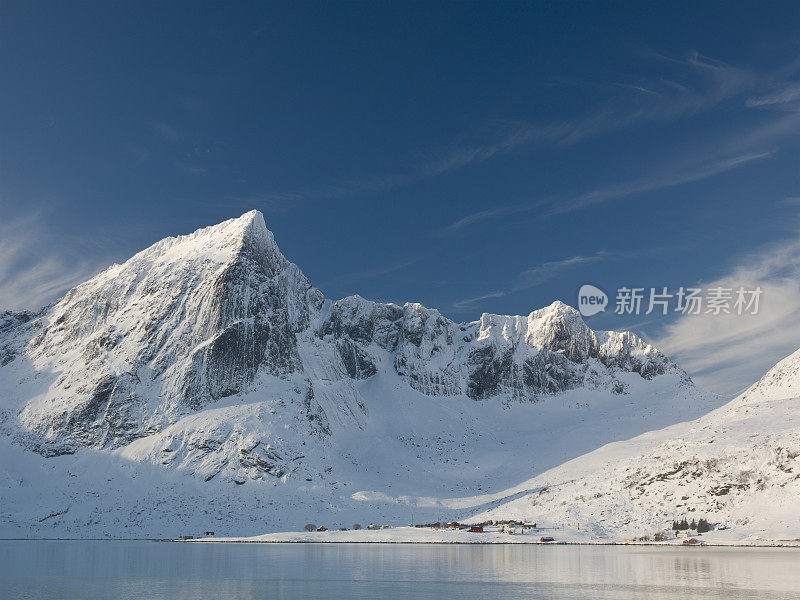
184 526 800 548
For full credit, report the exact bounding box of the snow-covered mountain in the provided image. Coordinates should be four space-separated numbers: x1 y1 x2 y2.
0 210 719 536
462 347 800 543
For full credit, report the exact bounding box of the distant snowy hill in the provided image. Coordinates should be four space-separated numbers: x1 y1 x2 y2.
0 211 720 537
462 347 800 543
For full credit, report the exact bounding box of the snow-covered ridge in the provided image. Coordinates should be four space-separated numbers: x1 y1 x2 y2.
322 294 681 401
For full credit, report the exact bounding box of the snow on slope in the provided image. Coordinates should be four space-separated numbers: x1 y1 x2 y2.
462 348 800 543
0 372 718 538
0 210 722 537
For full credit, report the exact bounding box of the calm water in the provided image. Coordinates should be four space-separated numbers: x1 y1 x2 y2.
1 541 800 599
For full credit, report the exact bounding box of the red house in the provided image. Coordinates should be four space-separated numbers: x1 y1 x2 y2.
467 526 484 533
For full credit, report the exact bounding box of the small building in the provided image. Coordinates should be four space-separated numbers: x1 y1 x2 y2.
653 530 672 542
204 531 215 538
682 537 703 545
500 524 520 534
540 536 555 543
467 526 484 533
316 526 327 532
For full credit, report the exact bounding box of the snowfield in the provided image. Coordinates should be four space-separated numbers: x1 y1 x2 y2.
0 369 719 538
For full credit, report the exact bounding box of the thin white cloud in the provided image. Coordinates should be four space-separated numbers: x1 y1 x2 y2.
0 211 113 312
518 254 607 286
443 59 800 234
320 258 420 288
544 151 772 217
252 52 764 209
149 121 182 143
746 82 800 110
654 233 800 396
452 252 606 311
446 150 773 233
451 291 508 312
550 52 756 146
251 121 545 208
445 205 531 234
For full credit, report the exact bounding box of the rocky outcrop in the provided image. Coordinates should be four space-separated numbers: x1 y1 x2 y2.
319 296 683 401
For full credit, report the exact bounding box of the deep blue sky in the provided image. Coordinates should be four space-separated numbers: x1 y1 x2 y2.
1 1 800 393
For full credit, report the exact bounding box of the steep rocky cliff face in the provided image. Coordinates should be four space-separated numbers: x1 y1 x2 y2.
320 295 677 401
0 211 691 486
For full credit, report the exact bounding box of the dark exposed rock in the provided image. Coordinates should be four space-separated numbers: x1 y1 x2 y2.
336 339 377 380
467 346 513 400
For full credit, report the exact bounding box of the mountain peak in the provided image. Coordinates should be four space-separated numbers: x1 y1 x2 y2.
205 209 270 246
536 300 581 318
231 210 288 273
235 209 268 240
129 209 288 276
108 209 276 273
237 208 263 223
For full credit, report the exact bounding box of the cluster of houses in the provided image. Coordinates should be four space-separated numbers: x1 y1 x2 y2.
425 521 554 539
623 526 711 545
310 523 393 532
180 531 214 541
441 521 541 534
307 520 555 538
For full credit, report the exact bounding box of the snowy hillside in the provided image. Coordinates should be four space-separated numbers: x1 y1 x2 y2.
0 210 720 537
461 348 800 543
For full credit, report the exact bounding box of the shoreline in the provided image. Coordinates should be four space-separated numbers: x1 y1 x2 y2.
4 524 800 548
183 539 800 548
1 537 799 548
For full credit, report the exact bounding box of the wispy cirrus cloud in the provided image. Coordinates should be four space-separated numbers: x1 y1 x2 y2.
318 258 420 290
243 121 546 210
746 82 800 111
654 229 800 396
0 211 117 311
545 52 756 146
433 61 800 237
149 121 182 143
452 252 607 311
445 205 530 233
445 99 800 234
543 150 773 217
247 52 766 210
445 149 774 233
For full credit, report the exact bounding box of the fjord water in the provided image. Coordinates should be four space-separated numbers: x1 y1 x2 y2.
2 541 799 600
